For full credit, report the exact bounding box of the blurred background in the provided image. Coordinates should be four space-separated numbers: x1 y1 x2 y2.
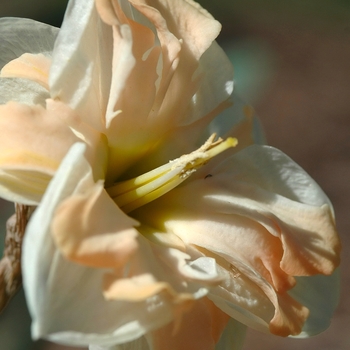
0 0 349 349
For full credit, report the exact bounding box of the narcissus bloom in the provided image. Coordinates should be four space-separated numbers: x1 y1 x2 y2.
0 0 340 349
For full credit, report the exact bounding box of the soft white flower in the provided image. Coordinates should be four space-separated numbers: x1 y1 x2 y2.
0 1 340 349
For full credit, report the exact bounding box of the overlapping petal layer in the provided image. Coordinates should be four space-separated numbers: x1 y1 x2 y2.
0 0 340 349
0 102 79 204
0 18 58 70
23 144 229 347
133 145 340 336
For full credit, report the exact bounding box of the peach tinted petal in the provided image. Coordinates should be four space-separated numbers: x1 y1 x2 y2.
96 0 232 178
0 102 79 203
135 145 339 335
0 102 78 170
130 0 228 126
268 291 309 336
52 181 139 268
289 271 340 337
45 99 109 181
102 235 214 302
206 146 341 276
23 144 175 346
151 298 229 350
1 53 51 89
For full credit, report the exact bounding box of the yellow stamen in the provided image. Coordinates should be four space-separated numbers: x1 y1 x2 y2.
106 134 237 213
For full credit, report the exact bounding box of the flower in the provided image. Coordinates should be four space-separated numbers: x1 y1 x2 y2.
0 0 341 350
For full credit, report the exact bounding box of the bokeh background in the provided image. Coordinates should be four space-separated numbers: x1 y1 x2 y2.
0 0 349 349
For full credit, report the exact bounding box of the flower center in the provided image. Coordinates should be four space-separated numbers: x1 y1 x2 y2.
106 134 237 213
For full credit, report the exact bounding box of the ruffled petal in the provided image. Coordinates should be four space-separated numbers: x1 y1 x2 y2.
0 102 79 204
22 144 176 347
125 0 229 126
51 180 139 268
95 0 233 177
205 145 341 276
102 236 218 303
45 99 109 181
134 145 340 336
49 0 113 131
0 17 58 70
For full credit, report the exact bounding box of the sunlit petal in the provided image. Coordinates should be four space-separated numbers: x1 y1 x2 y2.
22 144 181 346
5 0 339 348
49 0 113 131
0 102 79 204
52 180 139 268
1 53 51 89
0 17 58 70
134 144 339 336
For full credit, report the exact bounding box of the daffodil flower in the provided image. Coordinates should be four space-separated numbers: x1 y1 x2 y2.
0 0 340 350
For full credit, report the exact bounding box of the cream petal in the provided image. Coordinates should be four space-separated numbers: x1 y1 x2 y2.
0 102 79 204
45 99 109 181
205 145 341 276
102 235 212 302
190 244 307 337
150 298 229 350
131 0 231 126
98 0 233 177
49 0 113 131
104 22 161 146
205 266 275 334
1 53 51 89
0 77 49 106
135 145 339 335
0 168 51 205
22 144 175 346
0 17 58 70
51 181 139 268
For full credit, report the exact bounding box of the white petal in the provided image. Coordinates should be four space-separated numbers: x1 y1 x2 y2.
49 0 113 131
0 17 58 69
227 145 332 207
184 41 234 125
215 319 247 350
22 143 173 347
289 269 340 337
0 78 49 106
182 257 221 283
22 143 90 318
